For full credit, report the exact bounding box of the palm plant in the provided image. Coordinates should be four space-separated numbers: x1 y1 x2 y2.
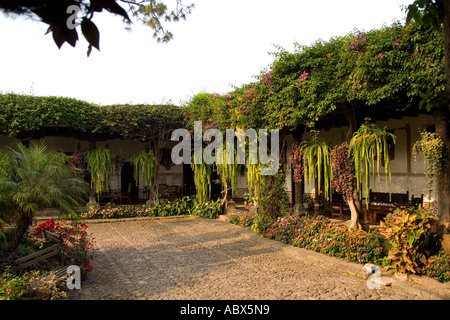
0 142 87 251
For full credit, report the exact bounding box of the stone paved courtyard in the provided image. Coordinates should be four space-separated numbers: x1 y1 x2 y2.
67 216 449 301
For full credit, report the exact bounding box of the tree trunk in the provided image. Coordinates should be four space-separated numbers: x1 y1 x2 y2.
437 0 450 228
340 103 362 229
347 192 361 230
9 214 32 251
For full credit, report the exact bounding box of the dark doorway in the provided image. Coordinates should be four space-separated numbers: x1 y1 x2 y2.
121 162 139 204
183 164 195 196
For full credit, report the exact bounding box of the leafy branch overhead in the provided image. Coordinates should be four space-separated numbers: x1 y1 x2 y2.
0 0 194 56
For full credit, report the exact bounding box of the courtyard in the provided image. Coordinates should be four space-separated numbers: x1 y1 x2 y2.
66 216 449 300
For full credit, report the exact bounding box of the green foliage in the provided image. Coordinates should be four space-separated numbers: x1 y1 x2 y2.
191 152 212 204
0 267 66 300
349 124 396 203
0 142 87 251
0 142 86 216
259 171 290 221
216 146 238 195
0 93 98 136
0 94 185 143
95 103 185 141
413 131 445 199
79 196 221 220
130 150 157 189
190 198 223 219
153 196 196 217
85 146 115 197
246 161 261 203
379 207 438 274
298 132 333 200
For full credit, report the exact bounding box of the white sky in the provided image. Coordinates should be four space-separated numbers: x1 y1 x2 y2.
0 0 411 106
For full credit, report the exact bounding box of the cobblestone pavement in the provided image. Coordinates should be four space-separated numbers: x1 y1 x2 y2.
67 216 449 300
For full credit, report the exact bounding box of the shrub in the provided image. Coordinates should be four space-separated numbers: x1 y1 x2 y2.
0 267 66 300
379 207 439 274
424 252 450 283
190 198 222 219
229 211 257 229
153 196 196 217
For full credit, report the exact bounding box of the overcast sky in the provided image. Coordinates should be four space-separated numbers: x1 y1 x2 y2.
0 0 411 106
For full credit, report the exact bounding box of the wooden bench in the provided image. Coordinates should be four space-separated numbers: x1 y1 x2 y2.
363 189 410 224
14 230 67 280
331 193 350 219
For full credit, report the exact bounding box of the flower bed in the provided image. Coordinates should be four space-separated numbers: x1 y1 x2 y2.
78 196 222 220
423 252 450 283
261 215 384 265
80 204 154 219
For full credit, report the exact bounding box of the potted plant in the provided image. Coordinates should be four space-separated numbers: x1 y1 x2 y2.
244 193 257 211
302 193 312 210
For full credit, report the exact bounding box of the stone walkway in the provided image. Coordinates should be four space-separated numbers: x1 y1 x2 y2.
67 216 450 301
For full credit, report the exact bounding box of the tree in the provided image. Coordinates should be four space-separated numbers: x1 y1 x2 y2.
0 142 87 251
406 0 450 228
0 0 194 55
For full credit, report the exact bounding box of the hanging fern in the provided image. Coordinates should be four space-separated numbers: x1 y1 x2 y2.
130 150 157 188
246 160 261 204
349 124 396 204
412 131 445 199
298 132 333 201
191 151 212 204
216 146 238 194
86 146 115 197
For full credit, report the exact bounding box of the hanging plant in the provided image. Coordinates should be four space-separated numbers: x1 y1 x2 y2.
85 146 115 197
349 123 396 205
290 141 304 184
246 160 261 206
191 151 212 204
413 131 445 199
68 152 86 179
130 151 157 189
216 147 238 194
330 142 355 201
298 131 333 201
